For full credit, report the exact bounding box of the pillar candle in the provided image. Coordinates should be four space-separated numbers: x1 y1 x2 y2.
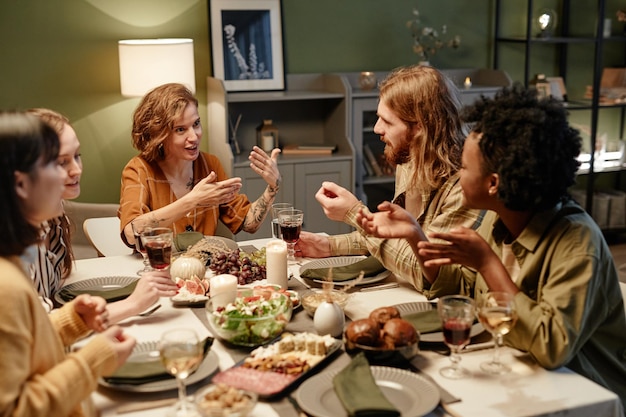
266 239 288 288
209 274 238 307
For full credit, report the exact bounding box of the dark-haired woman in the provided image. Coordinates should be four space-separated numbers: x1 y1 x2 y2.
0 111 135 417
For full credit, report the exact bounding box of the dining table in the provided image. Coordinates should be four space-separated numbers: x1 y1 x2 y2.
64 236 624 417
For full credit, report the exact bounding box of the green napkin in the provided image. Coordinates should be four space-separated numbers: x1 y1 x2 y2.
103 337 214 385
174 231 204 252
332 352 400 417
57 280 138 303
300 256 387 282
403 309 442 334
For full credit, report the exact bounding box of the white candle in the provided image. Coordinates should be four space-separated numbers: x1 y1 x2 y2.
266 239 288 289
209 274 238 306
262 135 274 152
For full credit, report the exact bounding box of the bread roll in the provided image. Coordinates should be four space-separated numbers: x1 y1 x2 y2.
345 318 381 347
382 318 418 347
369 306 401 328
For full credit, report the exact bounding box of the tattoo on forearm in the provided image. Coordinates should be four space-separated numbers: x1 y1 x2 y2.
267 177 281 195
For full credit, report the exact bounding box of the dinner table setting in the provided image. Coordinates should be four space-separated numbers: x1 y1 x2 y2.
61 235 624 417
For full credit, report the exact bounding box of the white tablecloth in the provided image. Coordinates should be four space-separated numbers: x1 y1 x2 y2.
67 239 624 417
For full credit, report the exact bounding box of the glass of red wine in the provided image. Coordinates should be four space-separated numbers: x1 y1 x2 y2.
131 218 155 275
142 227 174 271
277 208 303 263
437 294 475 379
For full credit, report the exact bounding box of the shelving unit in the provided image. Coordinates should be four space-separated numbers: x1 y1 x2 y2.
338 69 511 210
492 0 626 229
206 74 355 241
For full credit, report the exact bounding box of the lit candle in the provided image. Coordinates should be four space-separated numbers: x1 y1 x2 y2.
464 77 472 89
266 239 288 288
209 274 238 306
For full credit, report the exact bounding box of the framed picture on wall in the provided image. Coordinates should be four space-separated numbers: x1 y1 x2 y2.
209 0 285 92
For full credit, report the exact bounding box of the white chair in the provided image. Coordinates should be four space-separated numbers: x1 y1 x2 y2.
83 217 133 257
620 282 626 318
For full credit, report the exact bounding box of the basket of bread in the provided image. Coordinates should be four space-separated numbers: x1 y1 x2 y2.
344 306 419 364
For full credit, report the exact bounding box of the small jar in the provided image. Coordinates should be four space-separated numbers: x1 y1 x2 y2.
256 120 279 152
359 72 377 90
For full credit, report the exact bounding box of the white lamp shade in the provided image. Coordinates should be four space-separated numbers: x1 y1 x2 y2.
118 38 196 97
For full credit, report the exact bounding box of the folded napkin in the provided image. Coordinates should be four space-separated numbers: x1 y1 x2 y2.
403 309 442 334
57 280 138 303
300 256 387 282
332 352 400 417
103 337 213 385
174 231 204 252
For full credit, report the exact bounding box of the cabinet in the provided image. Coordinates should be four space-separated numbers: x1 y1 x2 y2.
206 74 355 241
493 0 626 227
338 69 511 209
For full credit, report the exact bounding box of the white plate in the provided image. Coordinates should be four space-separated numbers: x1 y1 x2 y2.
55 276 138 305
202 236 239 252
99 341 219 393
394 302 485 343
296 365 440 417
170 295 209 307
299 257 391 286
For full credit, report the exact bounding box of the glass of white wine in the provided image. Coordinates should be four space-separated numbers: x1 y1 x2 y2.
159 329 204 417
476 291 518 374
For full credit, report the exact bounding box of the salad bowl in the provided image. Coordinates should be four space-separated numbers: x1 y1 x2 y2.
206 288 293 347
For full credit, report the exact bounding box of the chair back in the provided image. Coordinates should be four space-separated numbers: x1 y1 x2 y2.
620 282 626 318
83 217 133 257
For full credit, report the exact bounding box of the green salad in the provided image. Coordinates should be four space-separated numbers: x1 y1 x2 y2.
209 290 292 346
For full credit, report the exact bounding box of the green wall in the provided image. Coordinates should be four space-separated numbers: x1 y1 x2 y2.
0 0 518 203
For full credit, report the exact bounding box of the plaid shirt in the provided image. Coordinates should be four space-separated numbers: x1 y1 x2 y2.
328 163 484 292
119 152 251 241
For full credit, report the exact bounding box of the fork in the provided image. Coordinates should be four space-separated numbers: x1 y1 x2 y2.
137 303 161 317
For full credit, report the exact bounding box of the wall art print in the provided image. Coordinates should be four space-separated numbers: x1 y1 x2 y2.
209 0 285 92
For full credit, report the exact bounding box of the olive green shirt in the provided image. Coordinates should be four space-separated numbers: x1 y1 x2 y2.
428 200 626 408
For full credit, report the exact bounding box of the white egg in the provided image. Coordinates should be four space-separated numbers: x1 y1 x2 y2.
313 300 345 338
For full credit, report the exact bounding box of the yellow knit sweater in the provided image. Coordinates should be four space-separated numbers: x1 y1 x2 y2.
0 257 118 417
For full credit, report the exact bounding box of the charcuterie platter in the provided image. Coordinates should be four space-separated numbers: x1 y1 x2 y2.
211 332 342 400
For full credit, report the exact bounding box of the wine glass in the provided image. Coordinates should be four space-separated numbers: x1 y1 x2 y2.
437 295 475 379
131 218 154 275
277 208 303 263
159 329 203 417
142 227 173 271
271 202 292 238
476 291 518 375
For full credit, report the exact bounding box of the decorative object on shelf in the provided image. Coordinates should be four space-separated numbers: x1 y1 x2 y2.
281 144 336 155
406 5 461 62
536 8 557 38
617 9 626 34
604 18 612 38
359 72 377 90
530 74 551 99
229 114 242 155
209 0 285 92
463 77 472 89
546 76 567 101
256 119 279 152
